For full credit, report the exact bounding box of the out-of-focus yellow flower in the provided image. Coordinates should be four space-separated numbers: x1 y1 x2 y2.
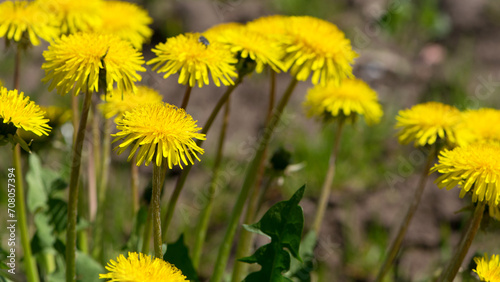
113 102 206 168
0 0 59 46
395 102 464 148
99 252 188 282
42 33 145 95
303 78 383 125
460 108 500 145
204 22 285 73
474 254 500 281
99 86 163 119
431 142 500 207
282 16 357 85
148 33 237 88
94 1 152 50
37 0 103 34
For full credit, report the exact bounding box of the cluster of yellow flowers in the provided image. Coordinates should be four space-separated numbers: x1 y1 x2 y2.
2 0 498 280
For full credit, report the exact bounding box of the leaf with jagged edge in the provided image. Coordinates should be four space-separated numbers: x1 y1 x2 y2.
239 185 305 282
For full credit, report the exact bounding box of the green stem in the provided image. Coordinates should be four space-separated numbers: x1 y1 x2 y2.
211 78 298 282
376 146 436 281
438 201 486 282
231 70 276 281
180 85 193 110
131 156 139 215
66 88 93 282
161 80 241 242
141 204 153 254
13 44 21 90
312 121 344 234
152 163 164 258
13 145 40 282
92 118 111 263
192 98 231 269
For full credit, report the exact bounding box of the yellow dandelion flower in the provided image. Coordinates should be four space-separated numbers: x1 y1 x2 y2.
0 87 51 137
431 142 500 206
282 16 357 85
99 86 163 119
94 1 152 50
99 252 188 282
0 0 59 46
247 15 289 40
147 32 237 88
460 108 500 144
37 0 102 34
204 22 285 73
113 102 206 168
474 254 500 282
395 102 464 148
42 32 145 96
303 78 383 125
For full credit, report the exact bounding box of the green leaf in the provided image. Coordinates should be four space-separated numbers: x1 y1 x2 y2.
286 230 317 282
75 251 104 282
163 234 199 282
31 213 56 255
26 153 59 212
46 198 68 233
239 185 306 282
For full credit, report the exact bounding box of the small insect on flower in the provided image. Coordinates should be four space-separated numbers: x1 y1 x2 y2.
198 35 210 46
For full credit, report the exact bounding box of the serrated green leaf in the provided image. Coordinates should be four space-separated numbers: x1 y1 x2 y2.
239 185 305 282
286 230 317 282
163 234 199 282
75 251 104 282
46 198 68 233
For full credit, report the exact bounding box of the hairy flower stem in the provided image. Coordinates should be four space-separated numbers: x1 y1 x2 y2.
192 99 231 269
438 201 486 282
312 121 344 234
376 146 436 282
231 70 276 282
66 88 92 282
161 79 241 242
152 163 164 258
180 85 192 110
211 78 298 282
13 145 40 282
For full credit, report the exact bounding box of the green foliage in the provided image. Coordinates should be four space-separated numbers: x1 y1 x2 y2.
164 234 199 282
239 185 305 281
286 230 317 282
75 252 105 282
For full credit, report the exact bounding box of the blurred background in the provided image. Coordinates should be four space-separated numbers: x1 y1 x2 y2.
1 0 500 281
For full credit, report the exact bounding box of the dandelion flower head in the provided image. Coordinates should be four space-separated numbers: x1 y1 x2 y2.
431 142 500 207
94 1 152 50
0 0 59 46
204 22 285 73
37 0 102 34
113 102 206 168
42 32 145 96
395 102 464 148
474 254 500 282
99 86 163 120
460 108 500 145
303 78 383 125
99 252 188 282
0 87 51 137
247 15 289 41
147 32 237 88
282 16 357 85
